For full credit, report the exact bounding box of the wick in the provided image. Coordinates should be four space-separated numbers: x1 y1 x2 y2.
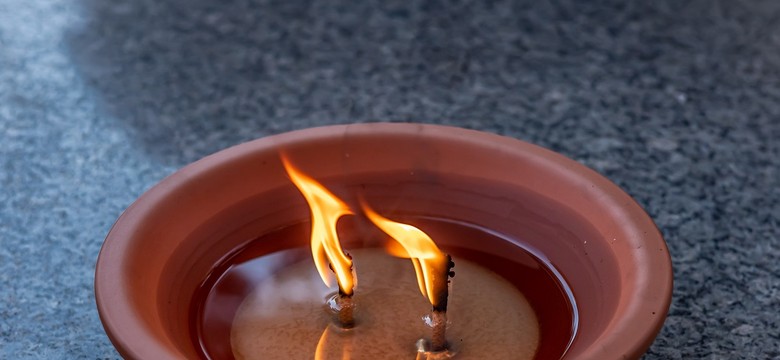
336 290 355 328
430 310 448 352
326 252 356 328
430 255 455 352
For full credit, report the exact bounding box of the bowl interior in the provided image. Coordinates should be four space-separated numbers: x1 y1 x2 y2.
96 123 672 360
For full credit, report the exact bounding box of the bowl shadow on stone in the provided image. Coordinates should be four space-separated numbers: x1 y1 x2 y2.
66 0 353 164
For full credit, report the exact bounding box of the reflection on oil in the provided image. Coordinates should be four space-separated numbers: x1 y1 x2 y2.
414 344 458 360
315 324 353 360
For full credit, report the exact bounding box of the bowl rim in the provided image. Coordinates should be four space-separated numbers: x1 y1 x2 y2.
95 122 673 359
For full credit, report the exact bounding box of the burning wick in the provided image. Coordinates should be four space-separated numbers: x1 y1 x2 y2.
362 202 456 353
328 261 356 328
282 156 356 328
428 254 455 353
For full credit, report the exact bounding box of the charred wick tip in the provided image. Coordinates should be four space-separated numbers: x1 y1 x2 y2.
433 300 448 312
433 255 455 313
446 255 455 279
338 252 356 327
330 251 355 296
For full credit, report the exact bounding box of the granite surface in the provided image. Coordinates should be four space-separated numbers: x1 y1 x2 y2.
1 0 779 359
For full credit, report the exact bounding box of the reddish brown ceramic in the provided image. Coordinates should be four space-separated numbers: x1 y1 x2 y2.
95 123 672 360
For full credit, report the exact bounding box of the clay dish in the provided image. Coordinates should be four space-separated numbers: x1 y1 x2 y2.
95 123 672 359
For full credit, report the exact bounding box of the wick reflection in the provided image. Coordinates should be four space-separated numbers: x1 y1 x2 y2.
314 325 353 360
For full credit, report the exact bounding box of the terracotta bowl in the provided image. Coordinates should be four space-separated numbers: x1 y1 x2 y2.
95 123 672 359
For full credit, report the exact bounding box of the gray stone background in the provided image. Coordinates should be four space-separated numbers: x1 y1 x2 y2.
1 0 779 358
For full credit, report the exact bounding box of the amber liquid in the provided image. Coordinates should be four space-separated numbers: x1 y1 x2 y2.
190 217 576 360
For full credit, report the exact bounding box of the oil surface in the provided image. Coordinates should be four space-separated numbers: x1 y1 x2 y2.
231 249 539 359
191 217 576 360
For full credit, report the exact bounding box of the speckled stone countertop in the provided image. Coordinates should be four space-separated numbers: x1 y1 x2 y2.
1 0 778 358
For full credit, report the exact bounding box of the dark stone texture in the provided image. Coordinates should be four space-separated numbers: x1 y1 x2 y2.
1 0 779 358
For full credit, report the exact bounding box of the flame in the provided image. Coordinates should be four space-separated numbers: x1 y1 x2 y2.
361 202 450 307
282 156 355 295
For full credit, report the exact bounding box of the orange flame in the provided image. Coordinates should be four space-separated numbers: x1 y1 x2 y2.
362 202 450 307
282 156 355 296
